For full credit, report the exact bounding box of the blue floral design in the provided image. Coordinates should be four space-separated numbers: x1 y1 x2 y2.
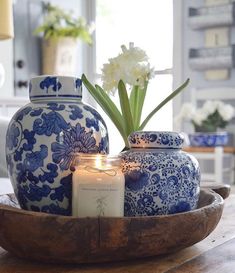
47 102 65 111
161 134 170 145
137 194 156 216
30 108 43 117
151 173 160 184
99 136 109 153
69 105 83 120
169 200 191 214
51 124 99 170
6 123 20 150
121 136 200 216
41 203 71 216
22 129 36 151
14 148 24 161
167 175 179 187
39 163 58 183
14 106 32 121
25 145 48 172
16 168 39 185
137 194 153 209
33 112 69 136
6 89 109 216
86 117 99 131
175 136 184 146
16 145 48 173
50 174 72 202
182 166 191 178
39 77 62 93
17 184 51 207
128 131 184 148
83 105 103 121
148 165 158 172
140 133 157 143
125 170 149 191
159 189 168 201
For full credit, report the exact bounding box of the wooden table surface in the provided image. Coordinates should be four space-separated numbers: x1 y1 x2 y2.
0 192 234 273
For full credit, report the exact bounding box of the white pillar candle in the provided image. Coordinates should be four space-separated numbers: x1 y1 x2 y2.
0 0 14 40
72 155 125 217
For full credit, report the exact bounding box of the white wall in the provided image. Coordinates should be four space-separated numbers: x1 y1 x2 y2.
0 40 14 97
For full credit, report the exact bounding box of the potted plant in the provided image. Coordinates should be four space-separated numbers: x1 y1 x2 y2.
34 2 94 75
82 43 189 150
175 100 235 146
82 43 201 217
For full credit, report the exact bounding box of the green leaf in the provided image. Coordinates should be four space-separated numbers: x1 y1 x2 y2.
118 80 134 135
129 82 147 130
139 78 190 130
82 74 129 147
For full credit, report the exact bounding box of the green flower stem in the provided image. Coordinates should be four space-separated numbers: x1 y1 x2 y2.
118 80 134 136
139 78 190 130
129 82 147 130
82 74 129 147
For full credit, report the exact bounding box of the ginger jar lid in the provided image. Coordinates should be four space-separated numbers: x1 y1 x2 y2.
29 75 82 102
128 131 185 149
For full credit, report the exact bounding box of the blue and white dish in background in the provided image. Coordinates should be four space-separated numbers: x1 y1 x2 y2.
6 75 109 216
188 132 228 147
121 131 200 217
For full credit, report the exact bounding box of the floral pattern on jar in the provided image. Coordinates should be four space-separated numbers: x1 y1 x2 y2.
6 76 109 216
121 131 200 216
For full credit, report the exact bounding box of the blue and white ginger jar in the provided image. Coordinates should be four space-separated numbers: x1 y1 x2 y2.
121 131 200 216
6 75 109 215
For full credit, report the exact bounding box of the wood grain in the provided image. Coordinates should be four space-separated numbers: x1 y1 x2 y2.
0 194 234 272
170 237 235 272
0 190 223 264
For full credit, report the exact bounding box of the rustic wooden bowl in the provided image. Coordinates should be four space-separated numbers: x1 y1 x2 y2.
0 189 224 264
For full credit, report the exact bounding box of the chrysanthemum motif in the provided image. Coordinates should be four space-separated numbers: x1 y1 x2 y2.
51 124 99 170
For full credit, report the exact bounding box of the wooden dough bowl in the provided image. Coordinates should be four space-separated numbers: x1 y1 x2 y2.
0 190 224 264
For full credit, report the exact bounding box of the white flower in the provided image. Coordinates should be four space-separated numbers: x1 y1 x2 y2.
201 101 218 116
218 103 235 121
101 43 155 94
192 109 208 126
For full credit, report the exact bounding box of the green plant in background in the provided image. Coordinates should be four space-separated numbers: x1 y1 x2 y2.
34 2 93 44
82 43 189 149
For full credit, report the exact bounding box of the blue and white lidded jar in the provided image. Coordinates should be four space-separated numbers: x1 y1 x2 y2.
5 75 109 215
121 131 200 216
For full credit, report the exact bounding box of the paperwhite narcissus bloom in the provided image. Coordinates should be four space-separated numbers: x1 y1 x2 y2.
101 43 155 94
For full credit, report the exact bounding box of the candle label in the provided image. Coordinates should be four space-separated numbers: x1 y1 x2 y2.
76 183 124 217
